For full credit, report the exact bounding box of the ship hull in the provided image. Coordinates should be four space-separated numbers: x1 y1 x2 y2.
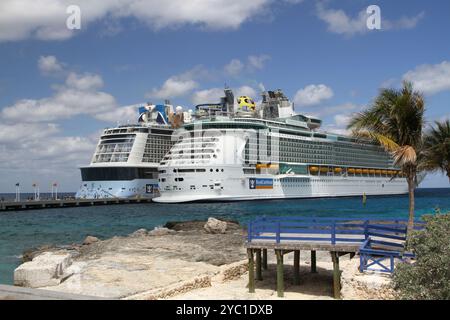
75 179 159 199
153 166 408 203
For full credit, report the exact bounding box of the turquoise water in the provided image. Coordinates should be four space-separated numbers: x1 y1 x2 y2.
0 188 449 285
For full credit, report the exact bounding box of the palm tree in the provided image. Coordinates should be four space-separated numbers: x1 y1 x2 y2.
347 81 425 235
422 120 450 182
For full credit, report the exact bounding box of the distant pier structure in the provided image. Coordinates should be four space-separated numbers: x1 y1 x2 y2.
0 197 152 212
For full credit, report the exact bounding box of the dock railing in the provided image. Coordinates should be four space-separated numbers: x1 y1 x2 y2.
247 216 425 274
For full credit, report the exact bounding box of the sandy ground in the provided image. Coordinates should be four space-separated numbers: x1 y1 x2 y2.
170 250 348 300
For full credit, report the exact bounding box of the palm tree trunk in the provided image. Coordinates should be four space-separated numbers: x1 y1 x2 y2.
407 177 415 237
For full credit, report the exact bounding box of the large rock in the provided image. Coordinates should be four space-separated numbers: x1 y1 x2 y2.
130 229 148 237
204 218 227 234
14 252 73 288
83 236 99 245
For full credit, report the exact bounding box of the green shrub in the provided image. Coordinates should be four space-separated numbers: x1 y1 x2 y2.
392 213 450 300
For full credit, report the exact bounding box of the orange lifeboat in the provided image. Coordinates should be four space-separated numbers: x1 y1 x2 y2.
309 166 319 173
362 169 369 174
369 169 376 175
348 168 355 174
334 167 342 174
320 167 329 173
375 170 382 175
356 169 363 174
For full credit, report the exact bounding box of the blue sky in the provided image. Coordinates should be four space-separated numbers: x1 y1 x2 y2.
0 0 449 192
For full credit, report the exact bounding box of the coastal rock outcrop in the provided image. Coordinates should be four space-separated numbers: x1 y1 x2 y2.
14 252 73 288
204 218 227 234
14 219 246 298
83 236 99 245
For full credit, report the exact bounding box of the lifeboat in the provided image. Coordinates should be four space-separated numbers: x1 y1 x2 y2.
348 168 355 174
369 169 376 174
355 169 363 174
320 167 329 173
256 164 279 169
309 166 319 173
375 170 382 175
382 170 388 175
334 167 342 174
362 169 369 174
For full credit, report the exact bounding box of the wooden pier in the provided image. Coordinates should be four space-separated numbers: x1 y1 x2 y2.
245 216 422 299
0 197 152 212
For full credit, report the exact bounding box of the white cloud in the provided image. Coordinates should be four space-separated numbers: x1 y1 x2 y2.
191 86 258 105
191 88 224 105
316 3 424 36
38 55 64 75
0 0 273 42
224 59 245 76
148 77 198 100
403 61 450 95
1 75 116 122
224 54 270 76
294 84 334 107
247 54 271 70
235 85 257 98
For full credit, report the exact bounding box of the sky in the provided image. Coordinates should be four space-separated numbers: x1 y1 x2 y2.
0 0 449 192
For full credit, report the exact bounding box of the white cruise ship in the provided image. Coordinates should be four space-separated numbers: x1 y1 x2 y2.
75 102 190 199
153 89 408 203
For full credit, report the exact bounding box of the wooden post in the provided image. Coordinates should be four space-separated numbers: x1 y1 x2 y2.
262 249 268 270
256 249 263 281
293 250 300 285
331 251 341 299
311 250 317 273
247 249 255 293
276 250 284 298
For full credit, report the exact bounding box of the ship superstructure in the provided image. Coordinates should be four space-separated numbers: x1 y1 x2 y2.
153 89 408 203
76 102 189 199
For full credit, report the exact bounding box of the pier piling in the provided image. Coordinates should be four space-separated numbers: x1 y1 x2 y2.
331 251 341 299
293 250 300 285
262 249 268 270
276 249 284 298
311 250 317 273
247 249 255 293
256 249 263 281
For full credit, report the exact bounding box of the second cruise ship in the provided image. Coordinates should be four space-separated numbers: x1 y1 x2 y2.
76 102 190 199
154 89 408 203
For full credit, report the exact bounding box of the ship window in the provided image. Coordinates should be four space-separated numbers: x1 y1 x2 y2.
196 169 206 172
80 167 157 181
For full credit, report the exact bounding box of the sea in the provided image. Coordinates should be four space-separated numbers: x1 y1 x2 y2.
0 188 449 285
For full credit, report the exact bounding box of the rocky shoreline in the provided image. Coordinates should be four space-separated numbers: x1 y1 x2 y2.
13 218 396 300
